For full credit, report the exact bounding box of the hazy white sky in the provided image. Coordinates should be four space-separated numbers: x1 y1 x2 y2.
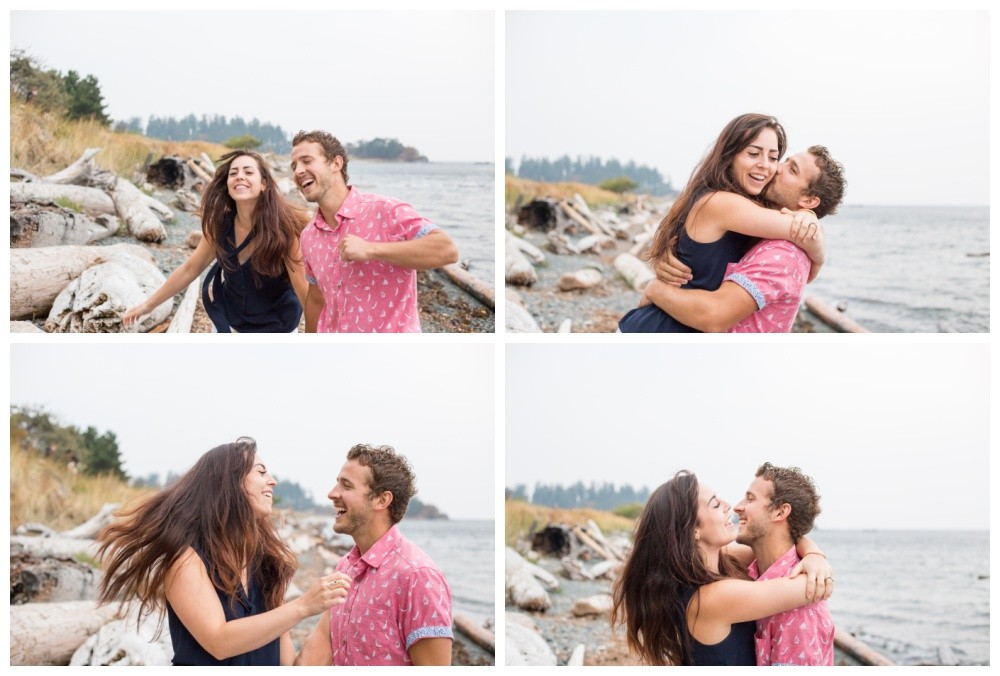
507 10 989 206
10 343 495 521
506 343 988 531
10 10 494 162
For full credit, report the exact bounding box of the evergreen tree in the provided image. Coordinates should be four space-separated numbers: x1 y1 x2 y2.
81 426 126 479
63 70 110 125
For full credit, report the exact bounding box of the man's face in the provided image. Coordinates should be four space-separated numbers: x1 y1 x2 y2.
291 140 342 204
328 459 375 536
764 150 821 211
734 476 776 547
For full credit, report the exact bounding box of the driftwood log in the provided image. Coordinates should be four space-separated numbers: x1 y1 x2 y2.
45 255 171 333
516 198 561 231
10 535 101 560
10 551 101 603
614 252 654 292
60 502 119 539
505 616 558 666
505 548 552 611
10 243 157 319
453 612 495 654
567 644 586 666
10 321 44 332
571 593 613 617
70 611 173 666
505 290 541 333
510 235 546 265
804 295 870 333
834 628 895 666
9 601 119 666
440 263 495 310
10 201 119 247
505 233 538 286
165 277 201 333
43 147 103 185
557 268 602 291
10 182 116 216
111 177 167 242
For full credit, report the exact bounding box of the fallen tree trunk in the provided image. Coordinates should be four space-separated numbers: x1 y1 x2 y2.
10 182 116 216
505 617 557 666
10 551 102 603
453 612 495 654
10 601 119 666
111 177 167 242
505 290 542 333
10 201 118 247
505 548 552 611
803 295 870 333
439 263 495 310
505 233 538 286
70 612 173 666
510 235 546 265
165 277 201 333
10 536 102 560
10 321 44 332
834 628 895 666
61 503 120 539
44 147 103 184
614 252 654 293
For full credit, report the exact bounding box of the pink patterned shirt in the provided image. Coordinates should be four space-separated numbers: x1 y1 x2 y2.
748 546 835 666
724 240 810 333
301 187 437 332
329 525 453 665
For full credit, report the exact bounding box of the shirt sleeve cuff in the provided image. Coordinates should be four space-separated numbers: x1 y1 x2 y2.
726 272 766 310
305 273 318 286
415 223 439 239
405 625 454 649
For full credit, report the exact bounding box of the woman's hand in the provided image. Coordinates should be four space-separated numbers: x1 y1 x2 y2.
790 553 833 603
122 301 152 329
296 572 352 617
653 249 693 286
781 207 825 277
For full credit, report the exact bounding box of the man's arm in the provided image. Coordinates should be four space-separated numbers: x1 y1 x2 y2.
642 278 758 332
339 229 459 270
408 637 452 666
294 611 333 665
304 283 324 333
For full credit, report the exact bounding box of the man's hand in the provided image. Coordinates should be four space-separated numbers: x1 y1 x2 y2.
339 234 376 262
653 249 692 286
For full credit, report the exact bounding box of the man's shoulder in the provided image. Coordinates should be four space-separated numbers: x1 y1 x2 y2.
386 533 447 580
743 238 808 261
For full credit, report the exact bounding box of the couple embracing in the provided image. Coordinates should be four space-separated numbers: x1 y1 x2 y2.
612 463 835 666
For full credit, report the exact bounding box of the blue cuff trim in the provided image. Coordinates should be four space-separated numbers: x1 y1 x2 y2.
305 273 318 286
726 272 765 310
405 625 454 649
415 223 439 239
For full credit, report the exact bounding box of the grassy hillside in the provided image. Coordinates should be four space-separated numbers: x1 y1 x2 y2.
505 174 634 211
9 442 152 533
10 95 230 180
505 499 635 547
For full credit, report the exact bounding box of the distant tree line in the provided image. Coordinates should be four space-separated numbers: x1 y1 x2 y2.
145 114 292 152
508 154 674 196
506 481 651 511
10 50 110 126
10 406 126 480
348 138 427 162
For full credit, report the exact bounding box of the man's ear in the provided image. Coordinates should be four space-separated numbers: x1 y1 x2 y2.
331 155 344 172
798 194 821 211
772 502 792 523
372 490 394 513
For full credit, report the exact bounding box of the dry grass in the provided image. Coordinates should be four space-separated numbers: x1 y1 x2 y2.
505 499 635 546
10 95 231 180
505 175 635 211
9 443 153 533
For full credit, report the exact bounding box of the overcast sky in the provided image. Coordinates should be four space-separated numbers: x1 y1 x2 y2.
506 343 988 531
10 10 494 162
10 343 495 521
507 10 988 206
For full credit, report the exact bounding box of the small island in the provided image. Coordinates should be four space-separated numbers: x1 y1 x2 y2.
348 137 428 163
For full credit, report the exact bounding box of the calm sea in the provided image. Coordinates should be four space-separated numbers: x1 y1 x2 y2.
808 205 989 332
349 161 495 284
822 530 989 665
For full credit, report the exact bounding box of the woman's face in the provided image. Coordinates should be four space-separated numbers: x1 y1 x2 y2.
227 155 265 203
695 482 736 549
243 451 276 517
729 127 780 196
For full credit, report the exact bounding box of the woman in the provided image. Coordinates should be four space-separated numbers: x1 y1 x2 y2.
96 437 349 665
123 150 308 333
618 113 823 332
610 471 830 666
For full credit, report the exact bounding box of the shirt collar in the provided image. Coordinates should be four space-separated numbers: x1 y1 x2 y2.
310 186 360 233
344 524 401 571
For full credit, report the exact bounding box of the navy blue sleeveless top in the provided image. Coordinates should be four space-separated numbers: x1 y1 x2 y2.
202 214 302 333
165 548 280 666
680 585 756 666
618 202 754 332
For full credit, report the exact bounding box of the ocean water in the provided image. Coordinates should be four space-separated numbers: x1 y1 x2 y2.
822 530 989 665
807 205 989 332
349 161 495 284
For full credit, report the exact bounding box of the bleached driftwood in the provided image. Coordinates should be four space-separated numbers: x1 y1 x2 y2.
10 243 156 319
111 177 167 242
61 503 120 539
614 252 654 293
440 263 495 310
505 616 558 666
10 182 116 216
572 525 616 561
140 192 175 221
568 644 586 666
557 268 602 291
43 148 103 184
804 295 870 333
198 152 216 173
165 277 200 334
560 557 594 582
576 234 616 253
187 158 213 183
10 202 118 247
546 231 581 255
10 601 119 666
557 319 572 333
10 535 101 560
70 609 173 666
510 235 546 265
571 593 613 617
454 612 495 654
44 256 171 333
505 548 551 611
505 233 538 286
10 321 44 333
588 560 619 580
10 552 101 603
583 519 625 559
175 188 200 212
505 291 542 333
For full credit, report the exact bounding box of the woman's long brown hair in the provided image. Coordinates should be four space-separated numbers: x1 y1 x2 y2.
96 438 296 625
645 113 786 262
200 150 309 282
610 471 748 666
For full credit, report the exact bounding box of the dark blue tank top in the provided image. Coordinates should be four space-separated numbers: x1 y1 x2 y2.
165 548 280 666
680 585 756 666
618 208 754 333
202 214 302 333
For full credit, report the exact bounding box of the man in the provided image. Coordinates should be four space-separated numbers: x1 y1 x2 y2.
643 146 847 332
734 463 834 666
291 131 459 332
296 444 453 666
